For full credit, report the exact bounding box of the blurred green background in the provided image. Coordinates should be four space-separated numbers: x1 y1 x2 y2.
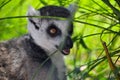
0 0 120 80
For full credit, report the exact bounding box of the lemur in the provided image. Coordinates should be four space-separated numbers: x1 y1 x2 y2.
0 4 76 80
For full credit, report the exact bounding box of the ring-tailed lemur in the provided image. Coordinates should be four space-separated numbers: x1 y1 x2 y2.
0 4 75 80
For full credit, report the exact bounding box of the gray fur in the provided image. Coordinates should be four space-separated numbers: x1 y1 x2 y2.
0 35 59 80
0 5 74 80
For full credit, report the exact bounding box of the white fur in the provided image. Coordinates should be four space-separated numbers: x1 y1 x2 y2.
27 19 69 52
27 6 71 80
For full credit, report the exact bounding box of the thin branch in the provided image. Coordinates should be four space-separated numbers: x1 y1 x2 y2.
101 40 120 80
92 0 109 12
32 50 58 80
74 20 120 35
102 0 120 21
0 16 67 21
0 0 11 9
115 0 120 7
39 0 48 5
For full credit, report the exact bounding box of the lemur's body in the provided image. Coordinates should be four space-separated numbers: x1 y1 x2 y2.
0 35 59 80
0 5 75 80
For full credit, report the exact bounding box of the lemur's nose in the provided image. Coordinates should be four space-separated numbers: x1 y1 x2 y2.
65 36 73 48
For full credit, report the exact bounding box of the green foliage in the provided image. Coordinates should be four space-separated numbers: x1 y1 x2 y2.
0 0 120 80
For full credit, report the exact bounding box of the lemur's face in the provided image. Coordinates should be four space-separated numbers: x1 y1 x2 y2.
27 6 73 55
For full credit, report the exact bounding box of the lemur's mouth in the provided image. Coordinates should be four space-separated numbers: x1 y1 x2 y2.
55 45 71 55
61 36 73 55
62 49 70 55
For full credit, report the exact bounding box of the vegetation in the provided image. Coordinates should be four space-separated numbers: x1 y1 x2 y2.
0 0 120 80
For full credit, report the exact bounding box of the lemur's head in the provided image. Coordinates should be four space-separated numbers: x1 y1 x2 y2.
27 5 75 55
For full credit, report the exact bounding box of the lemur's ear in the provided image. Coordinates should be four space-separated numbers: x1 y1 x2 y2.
27 6 40 16
27 6 41 30
67 3 77 19
27 6 41 23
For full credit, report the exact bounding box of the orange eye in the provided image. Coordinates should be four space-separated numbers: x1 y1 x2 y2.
50 28 57 34
47 24 61 37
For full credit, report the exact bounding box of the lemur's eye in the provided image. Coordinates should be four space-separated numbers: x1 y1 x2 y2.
50 28 57 34
47 24 61 37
